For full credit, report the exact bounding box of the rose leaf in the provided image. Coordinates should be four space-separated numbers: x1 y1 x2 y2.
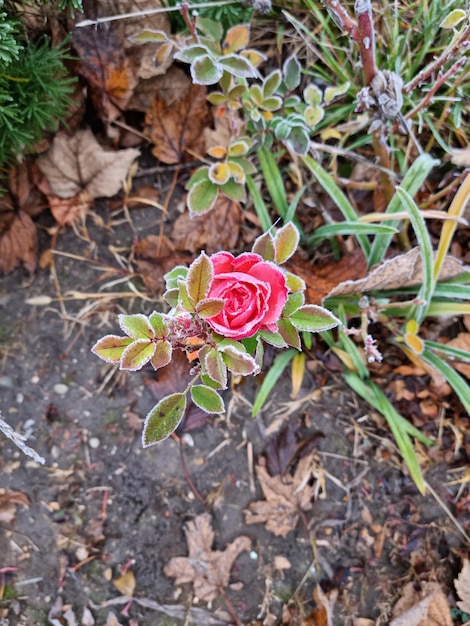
274 222 300 264
187 252 213 304
91 335 134 363
288 305 341 332
190 385 225 414
119 313 154 339
120 339 156 371
142 393 187 446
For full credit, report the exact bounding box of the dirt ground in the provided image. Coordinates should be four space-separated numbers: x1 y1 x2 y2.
0 197 468 626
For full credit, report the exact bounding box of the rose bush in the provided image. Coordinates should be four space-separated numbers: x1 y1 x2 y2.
205 252 288 339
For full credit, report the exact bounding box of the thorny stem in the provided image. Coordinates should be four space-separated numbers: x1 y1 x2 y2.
404 23 470 94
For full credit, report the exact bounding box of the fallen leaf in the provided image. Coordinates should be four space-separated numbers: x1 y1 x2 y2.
264 421 299 477
390 581 452 626
310 585 337 626
0 489 30 523
37 129 140 200
72 25 138 123
163 513 251 601
134 234 191 294
326 248 470 298
145 83 210 164
446 333 470 378
0 202 37 275
113 570 136 597
455 558 470 613
244 453 317 537
172 194 242 254
451 146 470 167
287 249 367 305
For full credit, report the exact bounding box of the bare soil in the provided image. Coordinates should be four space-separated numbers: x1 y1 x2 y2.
0 199 467 626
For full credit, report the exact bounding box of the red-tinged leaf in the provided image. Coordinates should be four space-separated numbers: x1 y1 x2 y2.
202 348 227 388
177 278 196 312
196 298 225 318
120 339 156 371
91 335 134 363
149 311 169 339
252 230 275 261
288 305 341 332
150 340 172 370
142 393 187 446
277 318 301 350
119 313 154 339
285 271 306 293
257 329 288 348
274 222 300 264
221 345 257 375
190 385 225 414
187 252 213 305
282 291 305 317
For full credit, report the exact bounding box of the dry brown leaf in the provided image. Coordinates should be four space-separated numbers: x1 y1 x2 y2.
72 26 138 123
128 65 190 113
244 453 317 537
390 581 452 626
36 129 140 200
145 83 210 164
172 194 242 254
286 249 367 305
0 205 37 275
310 586 337 626
327 248 470 298
134 234 191 294
451 146 470 167
164 513 251 602
0 489 30 524
455 558 470 613
446 333 470 379
113 570 136 597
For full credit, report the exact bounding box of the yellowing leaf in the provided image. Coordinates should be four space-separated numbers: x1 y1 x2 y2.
223 24 250 54
207 146 227 159
439 9 467 28
113 570 136 597
208 162 231 185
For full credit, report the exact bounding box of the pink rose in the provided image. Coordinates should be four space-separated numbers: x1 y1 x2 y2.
206 252 288 339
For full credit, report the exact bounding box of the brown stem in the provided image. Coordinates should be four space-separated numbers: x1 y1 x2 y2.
180 0 199 43
219 588 243 626
405 23 470 94
354 0 378 85
324 0 358 39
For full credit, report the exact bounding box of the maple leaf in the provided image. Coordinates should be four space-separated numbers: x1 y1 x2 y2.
145 83 211 164
163 513 251 601
37 129 140 200
244 453 317 537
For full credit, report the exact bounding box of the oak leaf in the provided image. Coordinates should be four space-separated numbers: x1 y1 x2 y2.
37 129 139 199
145 84 211 164
244 453 317 537
163 513 251 601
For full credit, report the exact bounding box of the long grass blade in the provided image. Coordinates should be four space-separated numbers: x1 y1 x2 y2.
421 348 470 414
251 349 297 416
258 148 288 218
246 175 272 231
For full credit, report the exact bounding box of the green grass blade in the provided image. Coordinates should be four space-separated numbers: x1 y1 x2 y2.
301 155 371 258
246 174 272 231
309 222 397 245
343 373 431 494
368 154 438 268
258 148 288 218
395 187 434 324
424 340 470 362
421 347 470 414
251 349 297 416
285 185 306 224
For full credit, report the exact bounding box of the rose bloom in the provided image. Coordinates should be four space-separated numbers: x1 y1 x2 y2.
206 252 288 340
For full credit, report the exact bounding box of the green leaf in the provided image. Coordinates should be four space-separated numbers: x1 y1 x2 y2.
439 9 467 28
191 385 225 414
277 318 301 349
252 230 275 261
324 81 350 103
221 345 257 374
91 335 134 363
285 271 306 293
119 313 153 339
186 166 210 188
283 54 301 91
304 105 324 127
282 291 305 317
304 84 322 106
221 178 246 202
177 278 195 312
263 70 282 98
163 288 179 307
148 311 169 339
196 16 223 41
289 305 341 332
120 339 156 371
128 29 168 44
421 348 470 414
142 393 187 446
219 54 258 78
191 55 223 85
174 44 212 63
286 126 310 156
261 96 283 111
164 266 188 290
257 330 288 348
245 175 272 231
196 298 225 318
150 340 172 370
274 222 300 264
187 179 219 215
201 347 228 388
252 349 297 415
187 252 213 305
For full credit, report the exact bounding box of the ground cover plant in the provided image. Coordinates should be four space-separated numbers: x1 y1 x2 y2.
0 0 470 624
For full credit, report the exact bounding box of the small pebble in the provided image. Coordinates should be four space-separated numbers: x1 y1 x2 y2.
89 437 100 449
53 383 69 395
16 393 24 404
0 376 14 389
31 375 39 384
